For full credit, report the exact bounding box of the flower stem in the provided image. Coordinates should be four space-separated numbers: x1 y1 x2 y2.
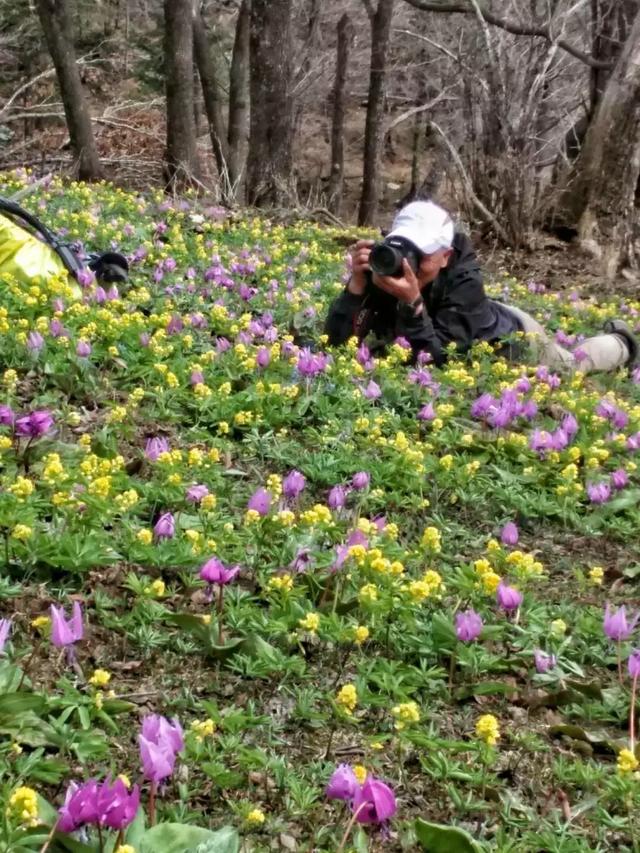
336 802 368 853
148 780 157 826
39 820 58 853
630 674 638 752
618 640 623 685
217 585 224 645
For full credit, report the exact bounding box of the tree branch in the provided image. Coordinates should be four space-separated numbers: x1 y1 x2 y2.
384 90 456 133
401 0 615 69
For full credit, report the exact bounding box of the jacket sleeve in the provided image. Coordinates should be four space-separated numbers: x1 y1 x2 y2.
324 288 365 345
397 263 486 365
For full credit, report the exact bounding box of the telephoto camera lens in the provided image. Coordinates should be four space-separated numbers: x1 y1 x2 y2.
369 236 421 279
369 243 402 277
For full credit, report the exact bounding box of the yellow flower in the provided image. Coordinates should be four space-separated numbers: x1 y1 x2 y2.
550 619 567 638
353 764 367 784
617 748 639 775
359 583 379 604
11 524 32 541
244 509 261 525
481 571 501 594
200 493 217 512
117 774 131 789
353 625 369 645
7 786 39 826
298 612 320 633
145 579 166 598
245 808 266 827
136 529 153 545
392 701 420 730
336 683 358 714
8 476 34 499
588 566 604 586
475 714 500 746
268 574 293 592
421 526 441 552
89 669 112 687
190 718 217 741
115 846 136 853
31 615 50 634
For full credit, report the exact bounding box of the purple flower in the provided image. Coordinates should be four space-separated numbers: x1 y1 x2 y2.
76 268 95 288
186 484 209 503
328 484 347 509
76 340 92 358
455 609 483 642
58 781 99 832
145 437 170 461
562 414 579 437
534 649 557 673
500 522 519 546
27 331 44 353
0 405 15 426
326 764 359 801
296 348 329 378
363 380 381 400
418 402 436 421
199 557 240 586
587 482 611 504
471 393 497 419
15 410 54 438
139 714 184 783
496 581 523 612
153 512 175 540
289 548 312 573
351 777 397 825
611 469 629 490
628 649 640 680
529 429 552 455
248 487 271 516
283 470 306 499
190 370 204 386
256 347 271 368
50 601 84 648
0 619 11 654
351 471 370 491
604 604 640 642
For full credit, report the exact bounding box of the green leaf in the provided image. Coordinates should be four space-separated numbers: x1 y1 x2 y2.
0 691 46 716
415 818 482 852
454 681 517 701
138 823 239 853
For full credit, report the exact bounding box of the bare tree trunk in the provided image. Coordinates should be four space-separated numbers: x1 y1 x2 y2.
246 0 294 207
328 12 353 216
358 0 395 226
164 0 201 190
227 0 250 197
193 6 228 182
561 10 640 277
33 0 102 181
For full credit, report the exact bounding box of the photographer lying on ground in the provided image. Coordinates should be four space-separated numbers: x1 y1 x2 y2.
325 200 637 372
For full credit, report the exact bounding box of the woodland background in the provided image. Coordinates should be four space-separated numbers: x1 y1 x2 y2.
0 0 639 280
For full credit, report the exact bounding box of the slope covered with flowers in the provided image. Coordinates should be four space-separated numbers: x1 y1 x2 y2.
1 172 640 852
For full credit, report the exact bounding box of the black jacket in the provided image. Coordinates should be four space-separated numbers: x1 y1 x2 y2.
324 232 519 366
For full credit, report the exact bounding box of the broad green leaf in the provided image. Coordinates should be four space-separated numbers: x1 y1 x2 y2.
415 818 482 852
0 692 46 716
139 823 239 853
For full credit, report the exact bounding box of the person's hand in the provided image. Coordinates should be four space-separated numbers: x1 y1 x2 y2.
372 258 422 305
347 240 374 296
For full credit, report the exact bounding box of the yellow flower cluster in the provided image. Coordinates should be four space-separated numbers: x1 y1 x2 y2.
7 786 39 826
245 808 266 826
268 574 294 593
190 718 216 741
89 669 112 687
421 526 441 553
298 612 320 633
392 701 421 730
404 569 443 603
617 748 639 775
475 714 500 745
336 683 358 715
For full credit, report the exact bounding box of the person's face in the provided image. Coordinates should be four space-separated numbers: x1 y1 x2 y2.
417 248 452 287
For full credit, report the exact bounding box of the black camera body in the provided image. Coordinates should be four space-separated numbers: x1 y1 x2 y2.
369 235 422 279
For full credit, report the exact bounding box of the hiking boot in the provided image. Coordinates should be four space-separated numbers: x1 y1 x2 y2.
603 319 639 366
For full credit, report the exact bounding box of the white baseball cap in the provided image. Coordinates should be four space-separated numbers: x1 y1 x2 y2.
388 201 454 254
